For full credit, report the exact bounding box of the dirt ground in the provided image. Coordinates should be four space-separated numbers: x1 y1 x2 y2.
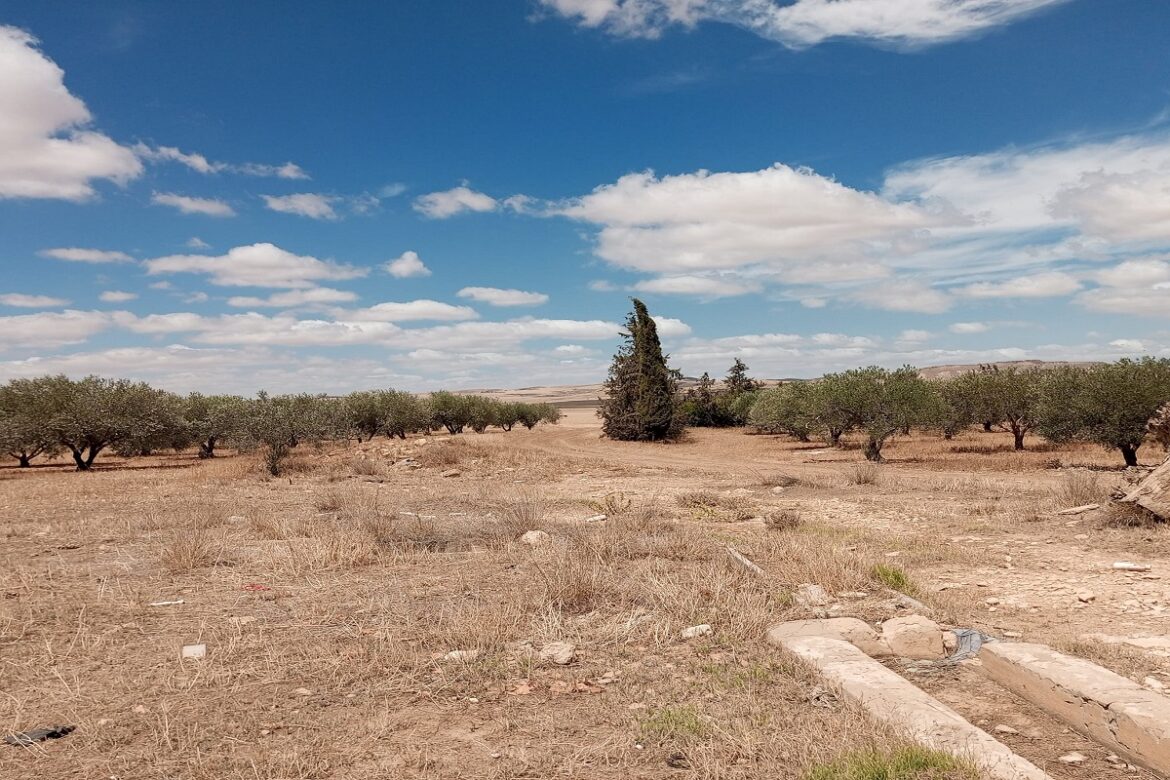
2 407 1168 779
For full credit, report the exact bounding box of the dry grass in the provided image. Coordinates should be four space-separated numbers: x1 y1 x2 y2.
765 509 802 532
158 505 233 571
846 463 880 486
1056 469 1106 507
676 489 755 522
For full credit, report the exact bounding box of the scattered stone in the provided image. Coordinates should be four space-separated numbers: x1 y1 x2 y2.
770 486 786 495
880 615 946 660
795 584 832 608
1113 561 1152 572
181 643 206 659
681 624 713 640
444 649 481 662
994 724 1020 735
1058 752 1086 765
1143 676 1167 694
540 641 577 665
840 591 869 600
520 530 551 547
985 597 1001 606
1077 591 1097 603
1057 504 1099 516
584 514 607 523
440 469 461 478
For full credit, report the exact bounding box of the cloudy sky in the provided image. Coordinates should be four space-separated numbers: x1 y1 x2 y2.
2 1 1169 394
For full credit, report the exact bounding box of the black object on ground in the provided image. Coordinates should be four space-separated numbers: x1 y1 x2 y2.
4 725 75 747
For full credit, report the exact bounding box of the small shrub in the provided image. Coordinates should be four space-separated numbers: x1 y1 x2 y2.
349 456 382 476
499 488 546 537
160 515 232 572
871 563 915 594
847 463 879 486
675 490 754 522
532 548 611 613
765 510 802 532
757 471 799 488
1057 470 1104 507
313 488 346 512
804 746 975 779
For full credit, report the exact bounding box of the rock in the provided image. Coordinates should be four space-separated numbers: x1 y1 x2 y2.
292 687 314 696
1144 676 1167 693
1077 591 1096 603
892 593 931 614
943 632 959 653
440 469 461 478
539 641 577 665
1058 752 1086 765
520 530 551 547
771 486 786 495
767 618 892 658
681 624 713 640
880 615 946 660
444 649 481 662
839 591 869 600
995 724 1020 735
985 597 1001 606
181 643 206 659
1057 504 1099 515
1113 561 1152 572
584 514 607 523
795 583 832 608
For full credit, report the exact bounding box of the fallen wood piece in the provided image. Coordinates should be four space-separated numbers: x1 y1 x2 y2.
1113 562 1152 572
726 545 764 576
1056 503 1099 515
4 725 75 747
149 599 185 607
1120 456 1170 521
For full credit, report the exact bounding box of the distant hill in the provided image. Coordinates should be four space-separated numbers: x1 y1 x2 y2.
462 360 1098 406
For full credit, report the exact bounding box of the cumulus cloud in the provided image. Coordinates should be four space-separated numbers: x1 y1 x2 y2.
0 309 114 349
261 192 339 220
949 321 990 334
384 251 431 278
0 293 69 308
850 281 952 314
144 242 367 288
340 300 479 322
959 271 1081 299
1076 257 1170 318
151 191 236 217
632 274 759 298
413 186 498 218
0 26 142 200
99 290 137 303
38 247 133 263
457 287 549 307
133 144 308 179
226 288 358 308
186 237 210 249
540 0 1068 48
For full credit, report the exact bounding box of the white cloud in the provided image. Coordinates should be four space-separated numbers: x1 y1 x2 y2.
413 186 498 218
0 309 113 349
342 300 479 322
227 288 358 308
588 279 618 292
186 237 210 249
851 281 952 314
0 26 142 200
1076 257 1170 318
133 143 309 179
99 290 137 303
38 247 133 263
897 329 932 343
144 242 367 288
457 287 549 307
959 271 1081 299
554 344 589 354
557 165 935 275
1110 338 1145 352
379 183 408 198
152 191 236 217
651 315 692 337
0 293 69 308
384 251 431 278
540 0 1068 48
632 274 759 298
949 321 989 334
261 192 339 220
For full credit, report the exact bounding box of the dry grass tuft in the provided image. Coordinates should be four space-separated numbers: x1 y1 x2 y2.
159 507 233 572
755 471 800 488
846 463 880 486
1056 470 1105 507
348 456 383 477
415 438 476 468
765 509 802 532
675 490 754 522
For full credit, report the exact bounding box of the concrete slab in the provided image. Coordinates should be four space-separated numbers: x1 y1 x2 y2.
982 642 1170 776
767 617 892 657
779 635 1052 780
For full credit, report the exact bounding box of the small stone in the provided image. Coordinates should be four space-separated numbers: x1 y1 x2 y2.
292 687 314 696
1058 752 1086 765
181 643 206 659
520 530 551 547
1143 676 1167 693
584 514 607 523
132 705 148 714
770 486 786 495
994 724 1019 735
1003 631 1023 639
539 641 577 665
444 649 481 662
985 597 1001 606
681 624 713 640
440 469 461 478
1077 591 1096 603
942 632 958 653
795 583 831 608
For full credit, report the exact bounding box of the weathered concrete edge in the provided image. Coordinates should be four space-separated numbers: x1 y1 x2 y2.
981 641 1170 777
779 635 1052 780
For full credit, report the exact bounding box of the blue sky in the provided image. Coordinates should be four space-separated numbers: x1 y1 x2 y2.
2 0 1169 393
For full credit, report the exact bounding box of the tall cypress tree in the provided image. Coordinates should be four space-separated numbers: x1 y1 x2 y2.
600 298 684 441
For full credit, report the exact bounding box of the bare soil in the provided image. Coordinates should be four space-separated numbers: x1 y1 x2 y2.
2 406 1168 779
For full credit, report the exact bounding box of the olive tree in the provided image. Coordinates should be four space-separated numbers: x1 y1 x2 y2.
186 393 250 458
748 383 815 441
429 391 473 434
930 378 978 440
0 379 60 467
953 366 1042 450
818 366 934 461
383 391 431 439
1151 404 1170 450
1036 358 1170 466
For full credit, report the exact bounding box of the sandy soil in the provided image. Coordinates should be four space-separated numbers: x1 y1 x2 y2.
1 409 1167 779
